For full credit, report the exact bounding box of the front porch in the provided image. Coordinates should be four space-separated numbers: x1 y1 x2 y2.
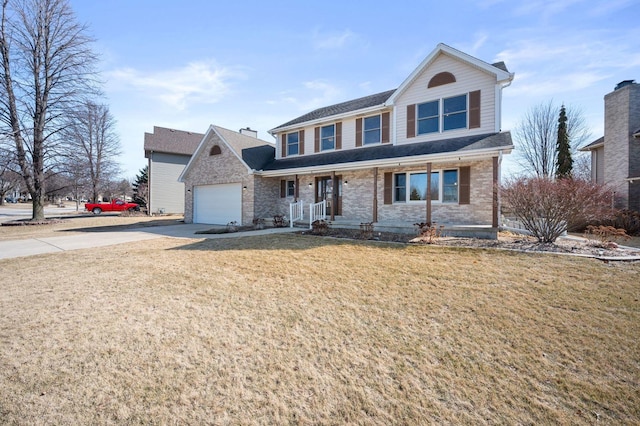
284 200 497 239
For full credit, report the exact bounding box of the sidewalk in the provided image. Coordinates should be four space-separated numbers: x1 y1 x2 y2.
0 224 300 260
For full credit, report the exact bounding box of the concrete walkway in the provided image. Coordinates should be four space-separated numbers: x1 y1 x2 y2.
0 224 300 260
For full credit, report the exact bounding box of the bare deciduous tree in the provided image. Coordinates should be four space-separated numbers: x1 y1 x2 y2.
62 101 120 203
514 101 591 178
0 0 98 220
0 146 21 203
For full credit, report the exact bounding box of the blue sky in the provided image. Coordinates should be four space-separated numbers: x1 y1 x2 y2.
70 0 640 179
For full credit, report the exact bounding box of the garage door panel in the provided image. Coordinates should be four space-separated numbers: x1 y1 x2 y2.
194 183 241 224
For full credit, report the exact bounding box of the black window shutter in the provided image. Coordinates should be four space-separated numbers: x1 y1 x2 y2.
469 90 481 129
459 167 470 204
407 104 416 138
383 172 393 204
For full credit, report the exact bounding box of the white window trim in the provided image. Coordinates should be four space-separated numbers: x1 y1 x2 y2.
320 124 336 152
286 180 295 197
393 169 459 204
363 114 382 145
286 132 300 157
416 93 469 136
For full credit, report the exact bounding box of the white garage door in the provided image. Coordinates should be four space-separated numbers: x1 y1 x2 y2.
193 183 242 224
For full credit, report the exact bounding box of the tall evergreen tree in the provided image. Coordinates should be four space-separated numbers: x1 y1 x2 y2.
132 166 148 208
555 105 573 178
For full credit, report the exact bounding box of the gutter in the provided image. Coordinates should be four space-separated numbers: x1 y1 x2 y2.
256 145 514 177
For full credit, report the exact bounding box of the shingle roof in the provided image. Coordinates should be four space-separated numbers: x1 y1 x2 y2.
212 125 272 153
271 89 396 131
144 126 204 156
491 61 509 72
580 136 604 151
256 132 512 172
242 145 276 170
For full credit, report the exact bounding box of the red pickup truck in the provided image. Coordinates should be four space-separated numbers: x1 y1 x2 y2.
85 199 140 214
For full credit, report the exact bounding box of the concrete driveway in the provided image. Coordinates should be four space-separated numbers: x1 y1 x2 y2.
0 223 299 260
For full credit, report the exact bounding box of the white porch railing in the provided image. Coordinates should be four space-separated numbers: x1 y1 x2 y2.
289 200 304 228
309 200 327 229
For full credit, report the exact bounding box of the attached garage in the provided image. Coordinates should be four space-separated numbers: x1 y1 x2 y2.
193 183 242 224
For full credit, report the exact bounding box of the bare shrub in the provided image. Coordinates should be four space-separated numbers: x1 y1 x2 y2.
502 177 613 243
359 222 374 239
273 215 287 228
584 225 629 245
311 219 329 235
602 209 640 236
414 222 444 244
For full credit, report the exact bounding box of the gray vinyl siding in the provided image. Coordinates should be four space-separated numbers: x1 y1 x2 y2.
149 152 190 214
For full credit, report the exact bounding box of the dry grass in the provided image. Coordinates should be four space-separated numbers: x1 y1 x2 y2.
0 231 639 424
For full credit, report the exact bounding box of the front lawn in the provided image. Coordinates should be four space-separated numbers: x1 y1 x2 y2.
0 234 638 424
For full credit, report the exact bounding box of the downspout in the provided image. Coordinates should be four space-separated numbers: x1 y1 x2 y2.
495 77 513 133
497 150 503 228
148 153 152 216
426 162 432 224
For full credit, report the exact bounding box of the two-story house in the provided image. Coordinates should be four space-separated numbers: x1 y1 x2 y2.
144 126 204 215
179 43 515 237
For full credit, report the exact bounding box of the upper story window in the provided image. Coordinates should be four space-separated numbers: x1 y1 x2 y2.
417 101 439 135
409 91 479 138
443 94 467 131
415 94 468 136
287 132 299 156
364 115 381 144
210 145 222 156
320 125 335 151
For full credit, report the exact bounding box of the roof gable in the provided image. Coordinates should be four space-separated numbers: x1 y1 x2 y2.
387 43 514 105
178 125 274 181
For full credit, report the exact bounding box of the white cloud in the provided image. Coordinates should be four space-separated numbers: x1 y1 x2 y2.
512 0 583 20
313 29 358 50
106 60 246 110
495 35 639 98
275 79 343 112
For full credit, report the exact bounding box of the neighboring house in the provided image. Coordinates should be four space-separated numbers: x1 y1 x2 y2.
144 126 204 214
581 80 640 212
179 43 515 236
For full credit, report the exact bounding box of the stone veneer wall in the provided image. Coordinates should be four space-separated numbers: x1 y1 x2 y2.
604 82 640 210
627 85 640 212
375 159 494 225
256 158 496 225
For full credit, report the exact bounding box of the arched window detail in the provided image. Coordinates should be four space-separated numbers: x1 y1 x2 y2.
210 145 222 156
428 72 456 88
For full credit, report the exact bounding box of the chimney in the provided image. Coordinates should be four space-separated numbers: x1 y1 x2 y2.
239 127 258 138
615 80 636 91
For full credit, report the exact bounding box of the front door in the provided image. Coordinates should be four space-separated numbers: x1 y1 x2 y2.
315 175 342 216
